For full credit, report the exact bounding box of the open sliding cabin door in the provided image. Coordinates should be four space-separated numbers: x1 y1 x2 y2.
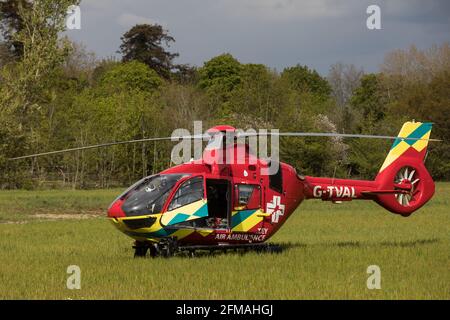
205 179 232 229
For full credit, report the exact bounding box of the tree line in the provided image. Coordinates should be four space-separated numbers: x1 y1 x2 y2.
0 0 448 189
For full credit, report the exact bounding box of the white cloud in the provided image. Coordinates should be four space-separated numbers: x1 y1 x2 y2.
117 13 158 28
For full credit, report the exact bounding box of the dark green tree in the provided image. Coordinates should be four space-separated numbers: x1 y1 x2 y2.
346 74 391 178
228 63 280 122
0 0 31 57
198 53 243 117
198 53 242 92
171 63 198 85
281 64 331 99
350 74 387 124
390 70 450 179
0 42 13 66
119 24 179 79
99 60 162 92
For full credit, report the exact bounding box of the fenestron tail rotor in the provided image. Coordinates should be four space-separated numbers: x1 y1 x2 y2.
394 166 420 207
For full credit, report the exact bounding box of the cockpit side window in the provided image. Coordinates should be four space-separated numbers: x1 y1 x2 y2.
168 176 204 211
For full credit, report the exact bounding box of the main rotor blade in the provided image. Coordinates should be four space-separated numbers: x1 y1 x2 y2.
8 130 441 161
8 134 208 160
237 131 441 142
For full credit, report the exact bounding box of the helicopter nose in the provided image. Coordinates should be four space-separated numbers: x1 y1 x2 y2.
108 199 126 218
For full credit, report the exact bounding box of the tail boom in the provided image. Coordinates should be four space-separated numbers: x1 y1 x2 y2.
304 177 378 202
304 121 435 216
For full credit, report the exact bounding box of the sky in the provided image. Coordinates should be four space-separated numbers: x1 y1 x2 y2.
66 0 450 74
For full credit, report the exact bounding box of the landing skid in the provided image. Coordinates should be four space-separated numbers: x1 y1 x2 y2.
133 239 283 258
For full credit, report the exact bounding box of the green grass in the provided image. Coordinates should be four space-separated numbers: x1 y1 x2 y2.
0 183 449 299
0 189 122 222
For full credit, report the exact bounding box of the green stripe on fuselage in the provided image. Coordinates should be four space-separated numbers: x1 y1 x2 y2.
231 209 257 229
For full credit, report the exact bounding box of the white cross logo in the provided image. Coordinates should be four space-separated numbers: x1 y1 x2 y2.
266 195 285 223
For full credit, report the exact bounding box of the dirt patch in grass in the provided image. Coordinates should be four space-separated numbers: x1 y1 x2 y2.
34 212 103 220
0 210 105 224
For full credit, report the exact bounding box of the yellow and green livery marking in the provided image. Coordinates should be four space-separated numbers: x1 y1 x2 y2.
379 121 432 172
160 199 208 226
110 202 265 242
231 209 264 232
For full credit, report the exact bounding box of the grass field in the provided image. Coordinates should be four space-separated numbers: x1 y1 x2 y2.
0 183 449 300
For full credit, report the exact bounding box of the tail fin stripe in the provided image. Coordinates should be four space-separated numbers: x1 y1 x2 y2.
391 123 432 149
412 130 431 152
379 121 432 173
380 142 410 172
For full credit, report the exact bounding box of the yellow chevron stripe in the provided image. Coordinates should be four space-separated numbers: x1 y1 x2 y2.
379 140 410 172
160 199 206 225
398 122 421 138
113 214 164 234
412 131 431 152
232 209 263 232
379 121 432 173
171 229 195 240
197 229 214 237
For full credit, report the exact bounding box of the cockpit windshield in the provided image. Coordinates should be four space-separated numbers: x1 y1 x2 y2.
121 174 190 216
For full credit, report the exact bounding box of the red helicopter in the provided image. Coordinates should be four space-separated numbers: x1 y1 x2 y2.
11 121 437 257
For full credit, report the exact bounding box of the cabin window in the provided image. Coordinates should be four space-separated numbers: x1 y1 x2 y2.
269 162 283 193
168 176 204 211
234 184 261 210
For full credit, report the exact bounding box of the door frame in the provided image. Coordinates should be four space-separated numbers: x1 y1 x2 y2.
205 178 232 229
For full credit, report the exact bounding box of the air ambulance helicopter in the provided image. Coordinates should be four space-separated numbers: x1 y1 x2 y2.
10 121 438 257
